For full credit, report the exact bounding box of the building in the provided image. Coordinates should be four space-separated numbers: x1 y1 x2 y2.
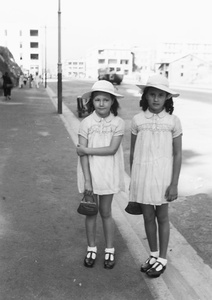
63 58 86 78
85 45 133 79
0 23 44 76
168 54 212 85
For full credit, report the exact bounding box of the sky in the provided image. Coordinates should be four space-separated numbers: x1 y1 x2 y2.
1 0 212 70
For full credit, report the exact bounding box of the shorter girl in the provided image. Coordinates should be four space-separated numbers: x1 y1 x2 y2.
77 80 125 269
130 74 182 278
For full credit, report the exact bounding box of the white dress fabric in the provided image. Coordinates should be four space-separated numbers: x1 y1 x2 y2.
129 109 182 205
77 111 125 195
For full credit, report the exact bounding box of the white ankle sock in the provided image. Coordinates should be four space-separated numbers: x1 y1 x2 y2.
105 248 115 260
150 251 159 258
157 257 167 266
87 246 97 259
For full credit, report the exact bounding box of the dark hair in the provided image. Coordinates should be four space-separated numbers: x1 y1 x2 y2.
86 92 120 116
139 87 174 115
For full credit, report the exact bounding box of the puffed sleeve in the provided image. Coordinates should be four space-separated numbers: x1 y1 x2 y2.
114 117 125 136
172 115 183 138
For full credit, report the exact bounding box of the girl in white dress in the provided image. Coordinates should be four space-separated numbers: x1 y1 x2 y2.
77 80 125 269
130 74 182 277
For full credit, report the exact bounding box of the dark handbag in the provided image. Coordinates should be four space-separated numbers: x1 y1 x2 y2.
77 193 98 216
125 201 143 215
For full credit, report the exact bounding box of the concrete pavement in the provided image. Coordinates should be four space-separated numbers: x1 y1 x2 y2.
0 86 153 300
0 84 212 300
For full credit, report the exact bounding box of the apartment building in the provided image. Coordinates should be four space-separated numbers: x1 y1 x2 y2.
85 45 133 79
0 23 44 76
63 59 86 78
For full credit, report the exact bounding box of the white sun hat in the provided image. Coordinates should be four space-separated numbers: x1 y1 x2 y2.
137 74 180 98
82 80 124 99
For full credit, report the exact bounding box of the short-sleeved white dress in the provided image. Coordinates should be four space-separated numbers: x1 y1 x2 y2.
77 111 125 195
129 109 182 205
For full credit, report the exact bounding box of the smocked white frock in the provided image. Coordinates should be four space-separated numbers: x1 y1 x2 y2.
77 111 125 195
129 109 182 205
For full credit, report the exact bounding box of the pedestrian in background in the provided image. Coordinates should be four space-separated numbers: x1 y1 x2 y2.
29 74 33 88
129 74 182 277
18 74 24 88
34 72 40 88
76 80 125 269
2 72 13 100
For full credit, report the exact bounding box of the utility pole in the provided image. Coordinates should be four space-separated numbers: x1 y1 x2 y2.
57 0 62 114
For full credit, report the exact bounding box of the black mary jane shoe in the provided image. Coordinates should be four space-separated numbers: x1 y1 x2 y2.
104 252 115 269
140 256 157 273
84 251 97 268
146 261 166 278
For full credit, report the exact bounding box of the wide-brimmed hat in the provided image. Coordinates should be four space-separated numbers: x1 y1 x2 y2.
82 80 124 100
137 74 179 98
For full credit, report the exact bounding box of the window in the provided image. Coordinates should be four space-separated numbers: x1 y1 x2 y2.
98 59 105 64
30 54 39 60
73 62 77 65
108 59 117 64
120 59 129 64
98 50 104 54
5 30 7 36
181 73 184 77
30 42 39 48
19 30 22 36
20 42 23 48
30 30 38 36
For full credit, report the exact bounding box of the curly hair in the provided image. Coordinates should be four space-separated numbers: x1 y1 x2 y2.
139 87 174 115
86 92 120 116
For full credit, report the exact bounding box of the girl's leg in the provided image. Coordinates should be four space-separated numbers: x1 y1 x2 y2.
85 214 97 247
85 194 98 247
142 205 158 252
156 204 170 259
99 194 115 269
99 194 114 248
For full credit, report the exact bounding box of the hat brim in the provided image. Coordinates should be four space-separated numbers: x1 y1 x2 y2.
82 89 124 100
137 84 180 98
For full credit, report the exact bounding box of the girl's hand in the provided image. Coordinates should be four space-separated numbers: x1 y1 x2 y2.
165 184 178 202
84 180 93 194
76 144 87 156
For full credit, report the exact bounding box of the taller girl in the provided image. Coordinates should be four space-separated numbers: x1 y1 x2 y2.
130 74 182 278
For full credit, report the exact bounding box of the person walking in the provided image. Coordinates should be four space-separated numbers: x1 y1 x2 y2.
2 72 13 100
76 80 125 269
129 74 182 278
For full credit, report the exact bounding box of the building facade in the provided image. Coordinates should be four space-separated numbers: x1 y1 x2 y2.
0 23 44 76
63 58 86 78
85 46 133 79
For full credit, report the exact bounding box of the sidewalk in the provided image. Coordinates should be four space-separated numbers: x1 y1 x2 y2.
0 85 212 300
0 86 153 300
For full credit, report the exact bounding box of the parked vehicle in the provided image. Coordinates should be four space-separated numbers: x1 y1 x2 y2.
98 67 124 85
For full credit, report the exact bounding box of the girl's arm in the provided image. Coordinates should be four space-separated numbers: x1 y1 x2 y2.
77 135 123 156
78 135 93 192
165 134 182 201
130 133 137 172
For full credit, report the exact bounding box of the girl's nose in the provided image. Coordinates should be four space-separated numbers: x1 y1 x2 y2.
100 100 104 106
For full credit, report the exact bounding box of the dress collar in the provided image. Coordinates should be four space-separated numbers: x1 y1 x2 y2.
144 109 166 119
92 111 114 123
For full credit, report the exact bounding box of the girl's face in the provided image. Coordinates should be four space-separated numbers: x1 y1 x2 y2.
92 91 113 118
146 87 169 114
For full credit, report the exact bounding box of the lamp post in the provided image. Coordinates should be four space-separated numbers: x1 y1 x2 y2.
57 0 62 114
44 25 47 88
